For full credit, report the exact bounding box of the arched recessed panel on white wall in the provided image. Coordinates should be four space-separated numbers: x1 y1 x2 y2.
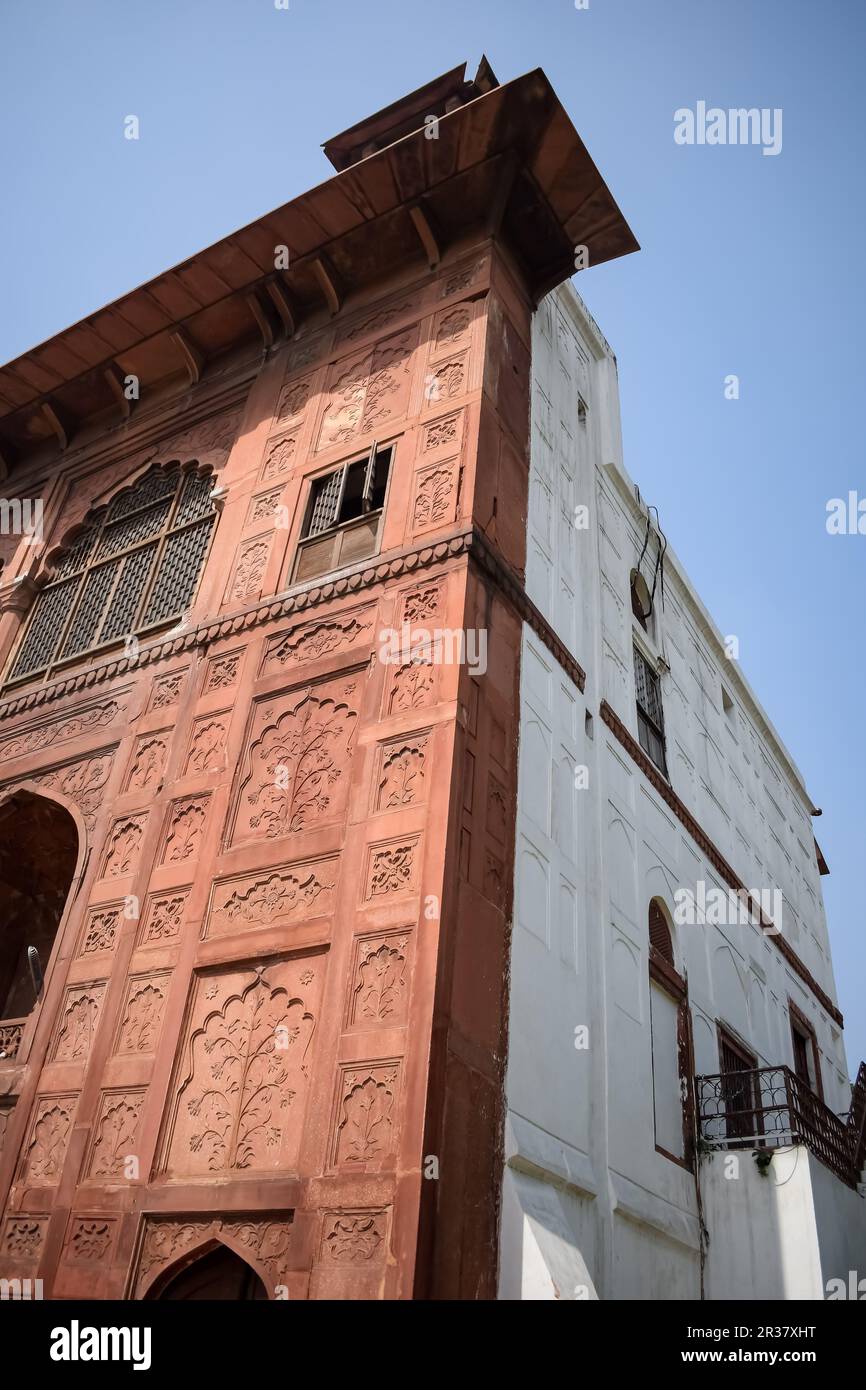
553 753 576 856
713 944 750 1038
527 542 553 619
607 815 637 923
518 836 550 947
558 878 578 971
611 932 641 1022
691 1011 717 1075
521 717 552 834
524 641 552 709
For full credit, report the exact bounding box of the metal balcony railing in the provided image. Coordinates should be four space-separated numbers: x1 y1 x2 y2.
695 1064 864 1190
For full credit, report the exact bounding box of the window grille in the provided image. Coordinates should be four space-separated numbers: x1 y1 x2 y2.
634 646 667 774
7 463 217 683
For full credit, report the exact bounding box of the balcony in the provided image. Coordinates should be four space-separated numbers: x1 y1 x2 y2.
696 1063 866 1190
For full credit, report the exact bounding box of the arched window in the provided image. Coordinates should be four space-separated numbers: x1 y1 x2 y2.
647 898 692 1166
0 791 79 1060
8 463 216 684
649 898 674 965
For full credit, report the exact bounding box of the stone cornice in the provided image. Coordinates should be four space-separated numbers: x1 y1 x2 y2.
0 525 586 721
599 699 844 1028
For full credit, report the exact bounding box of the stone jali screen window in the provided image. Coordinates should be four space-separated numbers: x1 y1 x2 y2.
7 464 217 683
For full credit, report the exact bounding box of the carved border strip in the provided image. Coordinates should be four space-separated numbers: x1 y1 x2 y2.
0 525 586 719
599 699 844 1028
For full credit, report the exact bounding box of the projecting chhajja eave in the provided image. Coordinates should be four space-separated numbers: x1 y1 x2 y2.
0 63 638 473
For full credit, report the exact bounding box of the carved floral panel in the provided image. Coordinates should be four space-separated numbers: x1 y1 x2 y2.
321 1209 389 1264
230 678 358 845
412 459 459 533
363 836 421 903
318 327 416 451
100 814 147 880
114 974 169 1056
85 1090 145 1180
124 733 169 794
19 1094 78 1186
206 857 337 938
374 735 429 812
332 1062 401 1168
203 650 242 693
160 796 208 865
50 984 106 1064
137 889 189 947
0 1215 49 1261
184 717 228 777
163 958 321 1177
78 902 123 957
262 606 374 673
347 931 411 1028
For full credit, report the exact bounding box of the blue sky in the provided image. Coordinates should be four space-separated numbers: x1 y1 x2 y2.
1 0 863 1067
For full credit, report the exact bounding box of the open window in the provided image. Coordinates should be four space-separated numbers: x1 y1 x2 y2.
630 568 652 633
789 1000 823 1099
293 442 393 583
634 645 667 775
717 1024 759 1146
648 899 693 1167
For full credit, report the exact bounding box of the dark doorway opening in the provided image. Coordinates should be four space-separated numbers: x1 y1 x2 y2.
156 1244 269 1301
0 791 79 1056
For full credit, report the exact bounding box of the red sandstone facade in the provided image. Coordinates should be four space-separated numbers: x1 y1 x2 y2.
0 62 635 1299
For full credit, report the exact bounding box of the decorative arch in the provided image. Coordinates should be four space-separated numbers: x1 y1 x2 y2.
134 1215 294 1300
6 461 218 685
148 1239 269 1302
0 784 85 1063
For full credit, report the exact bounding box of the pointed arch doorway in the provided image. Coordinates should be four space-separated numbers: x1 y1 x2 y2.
0 790 80 1060
154 1244 269 1301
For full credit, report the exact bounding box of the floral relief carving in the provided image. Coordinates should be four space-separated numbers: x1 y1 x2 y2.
277 378 312 423
165 961 320 1177
52 985 106 1063
333 1064 399 1166
185 718 228 776
412 463 458 531
139 891 188 946
25 752 113 834
87 1091 144 1179
265 607 374 670
150 671 185 711
441 260 483 297
159 409 239 463
204 651 242 692
0 700 121 761
261 433 297 482
376 739 428 810
484 851 505 906
233 684 357 844
422 412 461 453
1 1217 48 1260
425 356 466 405
221 1219 294 1285
229 539 269 604
20 1096 76 1185
125 734 168 792
79 904 122 956
136 1215 294 1294
249 489 282 527
434 304 472 350
209 861 336 936
116 977 168 1055
365 839 419 900
388 655 436 713
101 814 146 879
318 328 414 449
401 583 443 625
323 1211 387 1263
137 1221 212 1288
161 796 208 864
69 1219 115 1263
348 933 410 1027
486 775 508 843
